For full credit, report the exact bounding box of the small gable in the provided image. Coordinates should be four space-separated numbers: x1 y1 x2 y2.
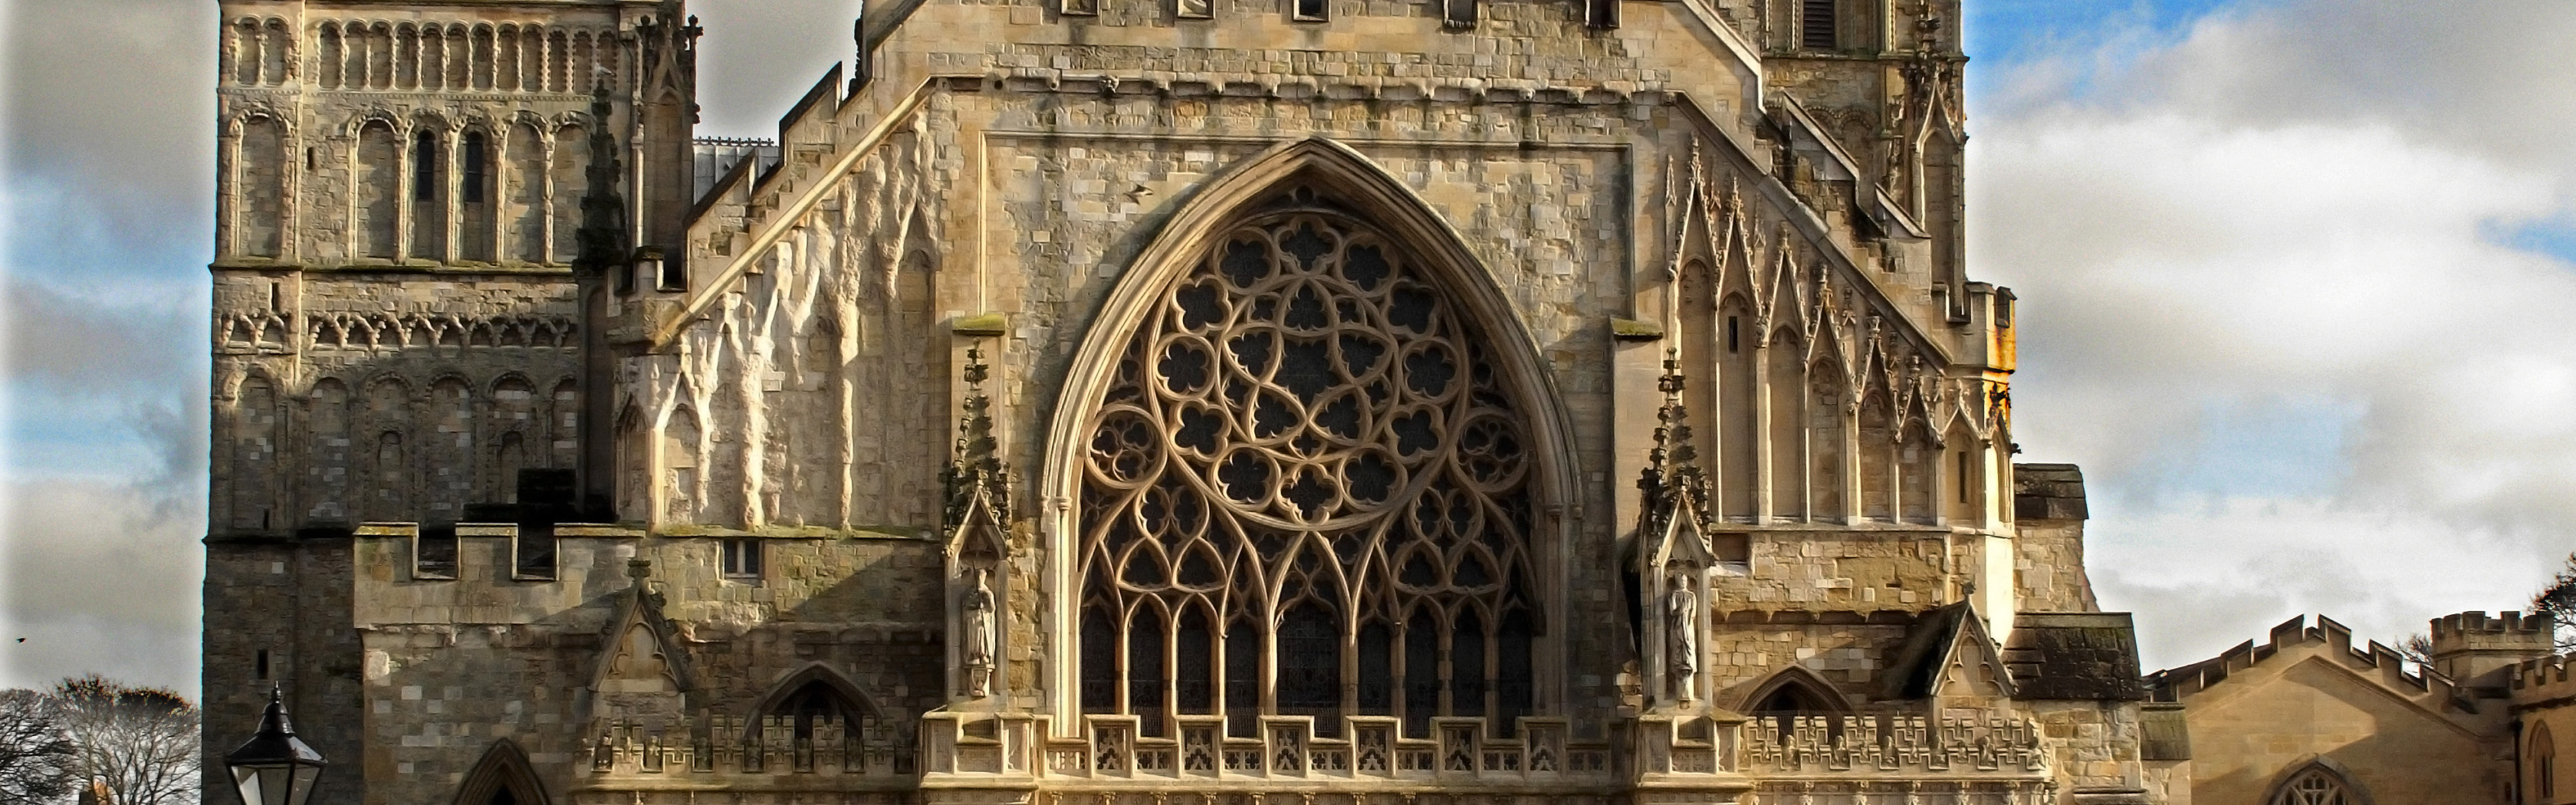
1884 602 2016 700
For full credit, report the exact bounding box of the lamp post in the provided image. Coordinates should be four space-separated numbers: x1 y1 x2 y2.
225 687 327 805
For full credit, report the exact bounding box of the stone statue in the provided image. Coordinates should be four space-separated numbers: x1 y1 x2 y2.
1666 577 1699 702
964 567 997 697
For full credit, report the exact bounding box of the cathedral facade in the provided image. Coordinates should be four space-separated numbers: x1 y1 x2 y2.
205 1 2494 803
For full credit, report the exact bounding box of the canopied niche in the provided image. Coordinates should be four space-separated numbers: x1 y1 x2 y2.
1047 139 1574 740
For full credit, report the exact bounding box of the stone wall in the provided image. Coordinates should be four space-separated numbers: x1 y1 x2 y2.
344 529 948 805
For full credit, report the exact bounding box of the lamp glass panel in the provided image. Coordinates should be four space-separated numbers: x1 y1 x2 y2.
288 765 321 805
231 765 265 805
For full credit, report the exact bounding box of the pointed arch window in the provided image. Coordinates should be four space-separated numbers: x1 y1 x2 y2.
2535 724 2557 803
2269 764 2367 805
1076 186 1545 739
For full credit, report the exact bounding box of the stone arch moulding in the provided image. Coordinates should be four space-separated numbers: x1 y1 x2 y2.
2262 754 2377 805
451 738 550 805
1736 663 1855 715
748 662 888 722
1039 136 1582 734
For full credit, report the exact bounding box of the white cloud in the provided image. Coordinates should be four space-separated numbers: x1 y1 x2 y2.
1973 0 2576 669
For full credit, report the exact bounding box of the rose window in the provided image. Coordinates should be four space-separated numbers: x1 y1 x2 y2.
1077 190 1540 739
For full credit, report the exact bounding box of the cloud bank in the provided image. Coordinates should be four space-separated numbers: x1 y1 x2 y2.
1971 0 2576 666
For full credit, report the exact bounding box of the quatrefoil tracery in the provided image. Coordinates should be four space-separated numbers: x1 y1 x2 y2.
1080 204 1540 710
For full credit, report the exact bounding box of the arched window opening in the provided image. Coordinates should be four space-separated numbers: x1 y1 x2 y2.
1806 360 1847 519
1076 189 1545 740
551 124 589 264
1175 610 1215 715
1079 606 1118 712
771 680 868 743
458 131 494 262
1128 606 1168 737
454 741 548 805
1746 670 1848 740
1858 393 1894 521
1224 618 1260 738
504 124 544 263
462 133 488 203
356 122 400 259
2269 764 2362 805
411 129 446 259
753 672 896 774
1403 605 1441 738
317 25 343 89
261 19 290 86
1767 332 1807 519
2535 724 2558 803
238 117 288 258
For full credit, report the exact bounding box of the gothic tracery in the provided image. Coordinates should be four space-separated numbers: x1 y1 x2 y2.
1077 189 1540 738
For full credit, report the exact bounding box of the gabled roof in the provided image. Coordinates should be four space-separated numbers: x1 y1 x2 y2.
1884 601 2016 700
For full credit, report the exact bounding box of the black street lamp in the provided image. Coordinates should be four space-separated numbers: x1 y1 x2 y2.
225 687 327 805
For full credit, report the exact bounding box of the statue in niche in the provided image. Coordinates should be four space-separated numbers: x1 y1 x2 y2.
963 567 998 697
1666 575 1700 702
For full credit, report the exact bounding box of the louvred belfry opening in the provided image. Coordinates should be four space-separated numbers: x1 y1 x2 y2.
1077 186 1542 739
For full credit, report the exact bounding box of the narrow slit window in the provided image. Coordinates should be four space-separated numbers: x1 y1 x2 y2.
255 649 271 680
412 130 440 202
1726 315 1741 353
461 133 488 204
1802 0 1836 50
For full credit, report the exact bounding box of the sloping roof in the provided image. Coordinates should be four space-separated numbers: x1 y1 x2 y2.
2005 612 2147 701
2013 462 2088 521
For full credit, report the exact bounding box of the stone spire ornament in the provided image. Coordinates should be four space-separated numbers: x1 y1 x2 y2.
1637 351 1716 708
942 345 1013 700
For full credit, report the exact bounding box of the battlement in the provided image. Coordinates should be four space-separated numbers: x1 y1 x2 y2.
2430 610 2553 648
2145 615 2484 721
2430 610 2555 684
2512 654 2576 705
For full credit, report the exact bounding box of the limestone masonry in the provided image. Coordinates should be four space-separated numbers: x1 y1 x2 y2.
199 2 2570 803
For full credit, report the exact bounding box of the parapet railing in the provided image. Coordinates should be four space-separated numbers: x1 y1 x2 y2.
583 714 916 779
1741 712 2048 777
922 713 1633 785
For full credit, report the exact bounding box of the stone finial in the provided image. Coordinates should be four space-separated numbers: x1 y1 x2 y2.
1636 350 1710 537
627 558 652 580
942 345 1013 534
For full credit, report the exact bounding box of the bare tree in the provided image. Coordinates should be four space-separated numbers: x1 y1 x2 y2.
49 676 199 805
2532 552 2576 654
0 688 77 805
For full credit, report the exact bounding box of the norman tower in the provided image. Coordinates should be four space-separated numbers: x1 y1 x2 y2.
202 0 2166 803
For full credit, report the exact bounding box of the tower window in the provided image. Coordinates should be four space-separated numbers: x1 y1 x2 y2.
413 130 440 201
1726 315 1741 353
461 133 488 204
1802 0 1835 49
721 537 763 578
1293 0 1326 21
255 649 271 680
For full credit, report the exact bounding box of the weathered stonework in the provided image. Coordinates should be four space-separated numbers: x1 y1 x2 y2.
199 1 2203 804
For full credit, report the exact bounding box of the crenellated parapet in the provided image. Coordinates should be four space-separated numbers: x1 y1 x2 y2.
2430 610 2555 684
2146 615 2485 727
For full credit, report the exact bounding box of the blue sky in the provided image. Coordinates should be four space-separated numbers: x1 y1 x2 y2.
7 0 2576 695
